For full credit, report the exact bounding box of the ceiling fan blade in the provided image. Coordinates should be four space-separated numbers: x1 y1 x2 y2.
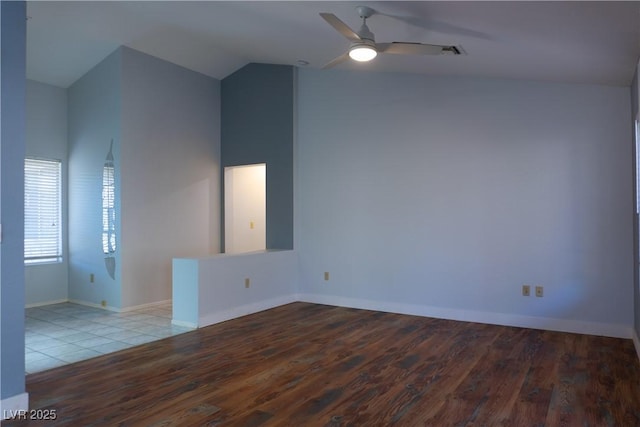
378 42 446 55
322 52 350 69
320 13 361 42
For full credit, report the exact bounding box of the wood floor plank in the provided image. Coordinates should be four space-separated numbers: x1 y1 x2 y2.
504 330 557 426
269 314 435 425
4 303 640 426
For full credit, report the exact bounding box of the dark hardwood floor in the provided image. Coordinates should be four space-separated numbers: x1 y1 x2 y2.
5 302 640 426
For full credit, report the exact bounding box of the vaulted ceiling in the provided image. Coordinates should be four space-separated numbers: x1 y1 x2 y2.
26 1 640 88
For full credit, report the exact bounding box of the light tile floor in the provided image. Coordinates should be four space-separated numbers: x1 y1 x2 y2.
25 302 193 374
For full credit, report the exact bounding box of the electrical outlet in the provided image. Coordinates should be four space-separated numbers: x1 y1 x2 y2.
101 300 107 308
522 284 530 296
90 273 95 283
535 286 544 297
245 278 250 288
324 272 330 281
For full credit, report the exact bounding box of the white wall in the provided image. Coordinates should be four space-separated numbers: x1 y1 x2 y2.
296 69 634 336
120 47 221 308
25 80 68 305
173 250 297 328
68 49 123 309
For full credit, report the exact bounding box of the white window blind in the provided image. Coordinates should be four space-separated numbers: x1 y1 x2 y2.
102 163 116 254
24 158 62 264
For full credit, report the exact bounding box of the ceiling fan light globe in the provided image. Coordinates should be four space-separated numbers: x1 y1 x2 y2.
349 45 377 62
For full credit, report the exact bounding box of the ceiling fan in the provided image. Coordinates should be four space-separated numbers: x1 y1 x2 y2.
320 6 462 69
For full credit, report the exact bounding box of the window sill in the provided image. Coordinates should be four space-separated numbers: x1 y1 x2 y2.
25 258 63 266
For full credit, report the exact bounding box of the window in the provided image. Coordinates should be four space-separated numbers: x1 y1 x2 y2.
24 158 62 264
102 143 116 255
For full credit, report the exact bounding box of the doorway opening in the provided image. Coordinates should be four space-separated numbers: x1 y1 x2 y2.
224 163 266 254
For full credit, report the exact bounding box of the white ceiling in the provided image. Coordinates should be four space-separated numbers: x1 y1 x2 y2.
26 1 640 88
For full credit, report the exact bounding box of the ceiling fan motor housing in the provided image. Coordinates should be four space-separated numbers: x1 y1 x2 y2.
357 22 375 42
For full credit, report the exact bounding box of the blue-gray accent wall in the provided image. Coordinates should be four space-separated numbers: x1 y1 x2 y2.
221 63 294 250
1 0 27 401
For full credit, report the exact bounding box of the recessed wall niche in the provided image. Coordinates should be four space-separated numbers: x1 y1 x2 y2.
224 163 266 254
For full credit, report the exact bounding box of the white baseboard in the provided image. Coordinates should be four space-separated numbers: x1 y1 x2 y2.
21 291 635 340
25 299 68 308
1 392 29 420
297 294 633 339
120 299 171 313
68 299 120 313
171 319 197 329
199 294 298 328
70 298 172 313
